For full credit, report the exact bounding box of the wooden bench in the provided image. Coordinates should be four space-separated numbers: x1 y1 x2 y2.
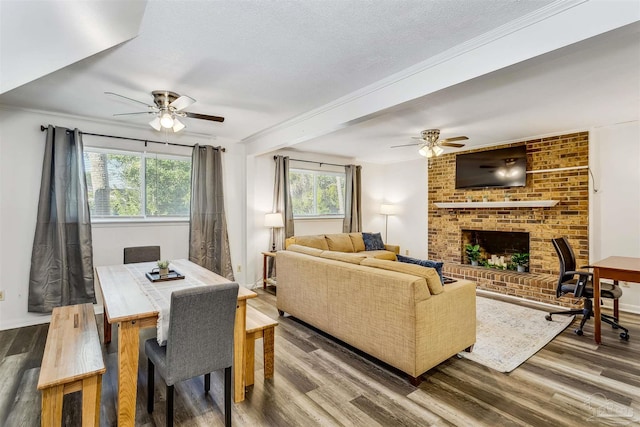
245 306 278 387
37 303 106 427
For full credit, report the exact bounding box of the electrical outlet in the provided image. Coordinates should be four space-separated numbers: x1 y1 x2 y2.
0 290 4 301
237 265 242 272
405 250 409 256
621 281 630 288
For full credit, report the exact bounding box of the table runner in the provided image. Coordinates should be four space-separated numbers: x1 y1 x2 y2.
124 263 231 345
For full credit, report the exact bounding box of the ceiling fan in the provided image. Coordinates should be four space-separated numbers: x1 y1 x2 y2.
105 90 224 133
391 129 468 157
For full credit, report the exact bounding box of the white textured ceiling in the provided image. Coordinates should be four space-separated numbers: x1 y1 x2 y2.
0 0 638 163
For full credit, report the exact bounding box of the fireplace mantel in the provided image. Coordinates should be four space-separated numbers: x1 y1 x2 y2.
434 200 559 209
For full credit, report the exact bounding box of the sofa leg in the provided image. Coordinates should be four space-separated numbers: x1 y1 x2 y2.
277 309 284 316
408 375 422 387
465 345 474 353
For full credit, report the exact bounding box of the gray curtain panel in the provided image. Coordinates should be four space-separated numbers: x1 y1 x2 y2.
271 155 294 251
189 145 234 281
28 125 95 313
343 164 362 233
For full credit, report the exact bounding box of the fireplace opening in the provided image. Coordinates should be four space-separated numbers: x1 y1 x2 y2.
462 230 530 271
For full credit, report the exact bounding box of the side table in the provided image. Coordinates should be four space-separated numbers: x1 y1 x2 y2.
262 251 277 290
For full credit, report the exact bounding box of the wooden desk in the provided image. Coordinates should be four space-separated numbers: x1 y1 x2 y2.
96 259 256 427
592 256 640 344
262 251 276 289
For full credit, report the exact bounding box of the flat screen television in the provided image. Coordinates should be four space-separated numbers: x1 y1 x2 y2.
455 145 527 189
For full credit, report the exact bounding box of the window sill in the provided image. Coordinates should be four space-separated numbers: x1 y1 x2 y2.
91 218 189 227
293 216 345 221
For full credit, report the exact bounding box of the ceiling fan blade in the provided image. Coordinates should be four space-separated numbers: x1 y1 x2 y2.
113 111 155 116
441 136 468 143
169 95 196 111
105 91 155 108
184 112 225 122
440 142 466 148
390 143 422 148
411 136 425 140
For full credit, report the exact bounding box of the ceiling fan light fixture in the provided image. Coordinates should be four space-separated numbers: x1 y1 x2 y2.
160 112 174 128
418 145 430 157
432 145 444 156
172 118 185 132
149 117 162 131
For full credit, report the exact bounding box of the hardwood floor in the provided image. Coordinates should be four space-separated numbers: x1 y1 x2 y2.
1 290 639 426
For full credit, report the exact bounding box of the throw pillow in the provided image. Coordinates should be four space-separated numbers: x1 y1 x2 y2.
362 232 385 251
397 254 445 285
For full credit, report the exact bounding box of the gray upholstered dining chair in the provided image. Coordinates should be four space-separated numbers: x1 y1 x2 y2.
123 245 161 264
145 283 239 427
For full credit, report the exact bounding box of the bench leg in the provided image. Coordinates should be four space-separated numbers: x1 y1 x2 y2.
41 385 64 427
245 333 256 387
263 327 275 380
82 375 102 427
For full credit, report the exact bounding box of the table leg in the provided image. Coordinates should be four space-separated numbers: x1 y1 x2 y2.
103 306 111 344
593 268 601 345
263 254 268 289
234 301 247 402
118 320 141 426
41 385 64 427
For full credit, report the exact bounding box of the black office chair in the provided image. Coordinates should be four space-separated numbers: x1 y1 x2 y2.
545 237 629 340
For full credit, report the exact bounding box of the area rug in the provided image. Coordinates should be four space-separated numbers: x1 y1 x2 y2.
459 296 574 373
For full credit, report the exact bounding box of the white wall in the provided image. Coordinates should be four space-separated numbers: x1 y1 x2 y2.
0 108 246 330
361 158 429 259
590 120 640 313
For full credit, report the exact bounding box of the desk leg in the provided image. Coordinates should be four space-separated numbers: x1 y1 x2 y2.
118 320 141 426
593 268 601 345
234 301 247 402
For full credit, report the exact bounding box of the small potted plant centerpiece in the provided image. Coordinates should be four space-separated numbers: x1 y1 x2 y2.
465 244 482 266
511 253 529 272
157 260 170 277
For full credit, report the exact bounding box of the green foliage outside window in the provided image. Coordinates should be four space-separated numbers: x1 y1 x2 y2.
290 169 345 217
84 149 191 218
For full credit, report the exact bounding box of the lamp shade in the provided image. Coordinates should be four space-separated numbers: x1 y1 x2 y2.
264 212 284 228
380 204 398 215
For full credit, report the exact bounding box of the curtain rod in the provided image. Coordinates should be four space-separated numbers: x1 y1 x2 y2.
275 156 345 168
40 125 225 151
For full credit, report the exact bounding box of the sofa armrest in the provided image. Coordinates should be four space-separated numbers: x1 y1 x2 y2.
384 244 400 254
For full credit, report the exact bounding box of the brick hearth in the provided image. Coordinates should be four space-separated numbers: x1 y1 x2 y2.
428 132 589 306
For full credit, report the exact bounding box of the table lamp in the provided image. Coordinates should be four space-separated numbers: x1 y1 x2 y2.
264 212 284 251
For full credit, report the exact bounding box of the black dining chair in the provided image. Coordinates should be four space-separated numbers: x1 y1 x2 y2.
545 237 629 340
146 283 239 427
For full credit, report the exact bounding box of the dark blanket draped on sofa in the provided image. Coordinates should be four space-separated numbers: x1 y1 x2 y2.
28 125 95 313
189 144 234 280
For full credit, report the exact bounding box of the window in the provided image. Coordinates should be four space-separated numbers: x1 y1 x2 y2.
83 148 191 219
289 169 345 217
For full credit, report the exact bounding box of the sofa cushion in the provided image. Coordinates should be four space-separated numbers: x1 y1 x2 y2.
361 258 444 295
362 232 385 250
294 234 329 250
325 234 355 252
349 233 366 252
319 250 367 265
358 250 397 261
397 254 445 284
287 244 324 257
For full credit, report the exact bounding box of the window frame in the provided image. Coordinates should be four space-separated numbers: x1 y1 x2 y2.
289 167 346 219
83 146 192 223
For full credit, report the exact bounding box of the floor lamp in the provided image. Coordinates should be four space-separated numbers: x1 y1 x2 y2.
264 212 285 251
380 204 397 243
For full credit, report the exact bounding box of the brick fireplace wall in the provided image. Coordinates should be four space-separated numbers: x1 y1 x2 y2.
428 132 589 305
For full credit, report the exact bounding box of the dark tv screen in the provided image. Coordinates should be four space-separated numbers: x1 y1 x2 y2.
455 145 527 189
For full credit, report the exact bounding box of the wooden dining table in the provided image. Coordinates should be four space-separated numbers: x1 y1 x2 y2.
96 259 256 427
592 256 640 345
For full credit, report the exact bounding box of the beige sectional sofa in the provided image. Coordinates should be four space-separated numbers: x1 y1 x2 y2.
285 232 400 260
277 233 477 384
